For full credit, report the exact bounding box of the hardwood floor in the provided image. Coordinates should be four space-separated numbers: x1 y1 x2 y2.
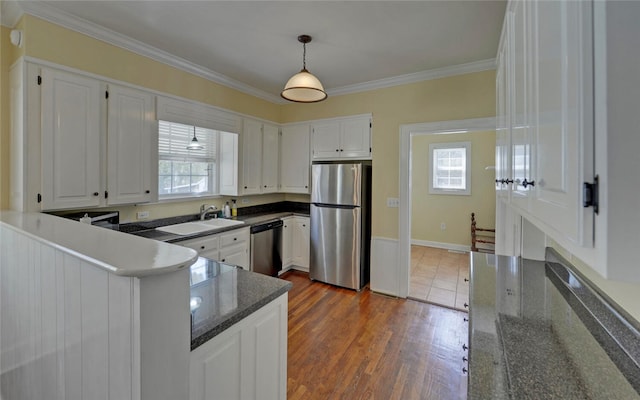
281 271 468 400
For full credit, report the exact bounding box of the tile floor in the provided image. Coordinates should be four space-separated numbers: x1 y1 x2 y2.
409 245 470 312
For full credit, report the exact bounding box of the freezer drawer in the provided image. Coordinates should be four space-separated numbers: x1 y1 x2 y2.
310 204 362 289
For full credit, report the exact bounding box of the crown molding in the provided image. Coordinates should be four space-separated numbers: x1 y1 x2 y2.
8 1 497 104
14 1 282 103
327 58 496 97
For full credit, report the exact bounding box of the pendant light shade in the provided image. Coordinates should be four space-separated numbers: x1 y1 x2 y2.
186 126 204 150
281 35 327 103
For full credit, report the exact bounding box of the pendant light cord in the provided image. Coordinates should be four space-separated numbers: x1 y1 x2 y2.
302 42 307 70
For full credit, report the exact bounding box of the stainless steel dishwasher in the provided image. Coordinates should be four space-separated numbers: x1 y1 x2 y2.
250 219 283 276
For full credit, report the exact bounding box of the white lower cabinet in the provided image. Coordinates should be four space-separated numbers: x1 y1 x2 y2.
190 293 288 400
281 216 310 272
176 226 250 270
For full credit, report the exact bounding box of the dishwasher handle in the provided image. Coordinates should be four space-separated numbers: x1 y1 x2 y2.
250 219 283 234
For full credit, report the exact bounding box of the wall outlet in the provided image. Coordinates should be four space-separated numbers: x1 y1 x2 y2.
386 198 400 207
440 222 446 230
137 211 150 220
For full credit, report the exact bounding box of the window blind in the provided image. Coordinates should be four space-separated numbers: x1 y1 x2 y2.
158 120 217 161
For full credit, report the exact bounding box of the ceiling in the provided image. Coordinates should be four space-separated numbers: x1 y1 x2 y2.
4 1 506 103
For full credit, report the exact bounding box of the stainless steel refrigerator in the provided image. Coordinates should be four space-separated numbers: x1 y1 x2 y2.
310 162 371 290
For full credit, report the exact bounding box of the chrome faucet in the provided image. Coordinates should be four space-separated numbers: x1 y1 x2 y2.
200 205 218 220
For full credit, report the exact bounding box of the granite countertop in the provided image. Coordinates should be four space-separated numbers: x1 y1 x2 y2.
468 250 640 399
189 257 292 350
0 210 198 277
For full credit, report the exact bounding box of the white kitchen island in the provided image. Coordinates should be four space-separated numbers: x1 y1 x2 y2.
0 210 197 400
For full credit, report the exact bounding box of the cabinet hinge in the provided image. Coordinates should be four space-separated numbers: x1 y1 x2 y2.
37 75 42 85
104 191 109 199
105 91 109 99
583 175 599 214
37 193 42 203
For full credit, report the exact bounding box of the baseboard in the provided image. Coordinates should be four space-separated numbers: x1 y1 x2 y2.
411 239 471 253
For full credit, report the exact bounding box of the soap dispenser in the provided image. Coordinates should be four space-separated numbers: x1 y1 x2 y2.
224 202 231 218
231 199 238 217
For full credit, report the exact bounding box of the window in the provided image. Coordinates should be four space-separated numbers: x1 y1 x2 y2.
429 141 471 195
158 120 218 198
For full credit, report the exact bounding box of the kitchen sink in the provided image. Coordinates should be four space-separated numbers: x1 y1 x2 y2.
156 219 244 236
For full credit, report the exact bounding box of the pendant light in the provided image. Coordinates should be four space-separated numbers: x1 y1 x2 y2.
281 35 327 103
186 126 204 150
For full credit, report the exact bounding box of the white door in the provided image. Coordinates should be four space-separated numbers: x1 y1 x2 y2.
530 0 594 246
312 122 340 159
261 123 279 193
107 84 155 205
241 119 263 194
280 125 310 193
219 243 249 270
41 68 101 210
340 117 371 159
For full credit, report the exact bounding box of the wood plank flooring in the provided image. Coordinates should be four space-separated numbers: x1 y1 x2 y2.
281 271 468 400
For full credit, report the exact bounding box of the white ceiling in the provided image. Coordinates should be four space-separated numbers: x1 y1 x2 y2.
3 0 506 103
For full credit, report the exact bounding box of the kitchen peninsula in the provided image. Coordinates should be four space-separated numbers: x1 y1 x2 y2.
0 210 291 400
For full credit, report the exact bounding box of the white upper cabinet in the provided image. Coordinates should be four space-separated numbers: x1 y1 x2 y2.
240 119 263 195
279 124 310 194
240 119 279 195
261 123 279 193
311 114 371 160
496 0 594 248
106 84 156 205
529 0 594 246
41 68 102 210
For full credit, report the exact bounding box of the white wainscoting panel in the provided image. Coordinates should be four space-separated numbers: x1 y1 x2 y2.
370 237 400 297
0 223 139 400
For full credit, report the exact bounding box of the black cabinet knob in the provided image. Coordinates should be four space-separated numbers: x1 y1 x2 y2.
463 317 468 322
234 237 237 241
522 179 536 188
93 192 99 196
462 344 468 351
335 149 339 152
145 190 150 194
463 356 468 363
505 179 514 184
464 303 469 309
221 258 226 262
464 278 469 282
462 367 468 374
244 186 248 189
200 246 205 250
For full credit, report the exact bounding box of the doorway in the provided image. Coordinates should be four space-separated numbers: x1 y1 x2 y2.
398 117 496 301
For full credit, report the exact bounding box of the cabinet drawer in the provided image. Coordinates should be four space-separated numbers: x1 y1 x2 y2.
177 236 220 253
219 227 250 248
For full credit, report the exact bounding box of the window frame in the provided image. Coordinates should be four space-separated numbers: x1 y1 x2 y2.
428 141 472 196
157 120 220 201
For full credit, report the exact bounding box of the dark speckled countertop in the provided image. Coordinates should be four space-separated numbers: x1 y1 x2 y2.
189 257 292 350
469 250 640 399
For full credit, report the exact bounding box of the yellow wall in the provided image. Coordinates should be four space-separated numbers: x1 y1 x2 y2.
411 131 496 246
1 14 496 233
281 72 497 238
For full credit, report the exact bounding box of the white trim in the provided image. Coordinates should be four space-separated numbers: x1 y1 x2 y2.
328 59 496 97
410 239 470 253
7 2 496 104
428 141 472 196
398 117 495 298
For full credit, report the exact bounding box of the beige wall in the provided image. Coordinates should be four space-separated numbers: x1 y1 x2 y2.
0 14 496 234
411 130 496 246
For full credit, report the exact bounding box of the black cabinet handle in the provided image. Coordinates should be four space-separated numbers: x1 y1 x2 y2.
462 367 468 374
505 179 514 184
200 246 205 250
462 344 468 351
522 179 535 188
464 303 469 309
463 317 468 322
464 278 469 282
463 356 468 363
93 192 99 196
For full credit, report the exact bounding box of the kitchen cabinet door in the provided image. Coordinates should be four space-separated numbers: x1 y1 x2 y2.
340 116 371 159
311 121 341 159
106 84 156 205
495 36 512 202
292 216 310 271
281 217 294 268
40 68 102 210
280 125 310 193
241 119 263 195
530 0 594 246
261 123 279 193
219 243 249 270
